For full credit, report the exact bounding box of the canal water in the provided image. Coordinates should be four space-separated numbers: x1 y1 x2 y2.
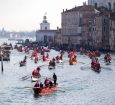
0 38 115 105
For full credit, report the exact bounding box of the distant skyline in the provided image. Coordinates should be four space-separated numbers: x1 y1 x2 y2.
0 0 87 31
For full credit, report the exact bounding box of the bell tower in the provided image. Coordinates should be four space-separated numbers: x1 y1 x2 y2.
40 14 50 30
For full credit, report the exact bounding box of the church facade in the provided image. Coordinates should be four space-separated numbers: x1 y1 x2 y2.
36 15 57 46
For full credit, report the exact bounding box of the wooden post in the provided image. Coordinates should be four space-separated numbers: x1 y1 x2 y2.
1 55 3 72
0 50 4 72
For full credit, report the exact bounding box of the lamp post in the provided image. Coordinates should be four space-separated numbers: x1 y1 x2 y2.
0 50 4 72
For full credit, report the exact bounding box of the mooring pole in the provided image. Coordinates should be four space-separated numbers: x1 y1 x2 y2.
1 55 3 72
0 51 4 72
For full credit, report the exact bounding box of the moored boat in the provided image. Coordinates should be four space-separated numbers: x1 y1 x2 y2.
33 85 58 96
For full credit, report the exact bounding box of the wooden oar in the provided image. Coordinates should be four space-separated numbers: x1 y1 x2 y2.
58 89 65 92
78 61 85 64
101 66 112 71
21 74 31 80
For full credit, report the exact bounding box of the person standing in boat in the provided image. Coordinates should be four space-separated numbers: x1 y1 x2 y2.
53 73 57 86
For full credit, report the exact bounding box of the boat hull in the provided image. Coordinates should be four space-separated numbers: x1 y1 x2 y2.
91 67 101 73
31 75 41 82
69 61 77 65
48 65 55 70
33 85 58 96
56 60 63 63
20 62 26 67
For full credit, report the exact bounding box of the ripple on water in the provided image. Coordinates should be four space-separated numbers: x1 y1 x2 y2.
0 38 115 105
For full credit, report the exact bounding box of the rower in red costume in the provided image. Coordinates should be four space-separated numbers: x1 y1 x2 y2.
32 67 40 78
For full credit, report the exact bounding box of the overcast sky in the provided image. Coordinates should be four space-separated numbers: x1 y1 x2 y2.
0 0 87 31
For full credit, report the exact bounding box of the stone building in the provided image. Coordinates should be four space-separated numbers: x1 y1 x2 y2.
79 5 96 48
61 4 96 50
55 27 62 48
61 1 115 51
109 12 115 51
88 0 115 11
61 6 82 50
88 7 110 51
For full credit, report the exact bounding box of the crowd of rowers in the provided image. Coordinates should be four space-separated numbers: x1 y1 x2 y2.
90 52 111 72
34 73 57 89
67 49 112 72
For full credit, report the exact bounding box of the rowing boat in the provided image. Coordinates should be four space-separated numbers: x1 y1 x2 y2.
33 85 58 96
